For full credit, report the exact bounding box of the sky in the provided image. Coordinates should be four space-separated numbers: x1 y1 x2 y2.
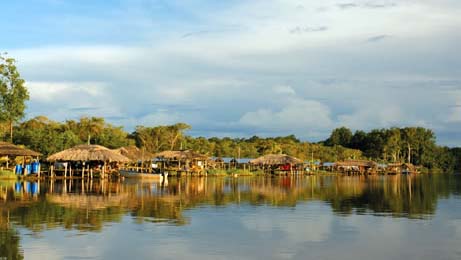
1 0 460 146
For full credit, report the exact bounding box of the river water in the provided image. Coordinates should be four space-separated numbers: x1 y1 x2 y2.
1 174 460 260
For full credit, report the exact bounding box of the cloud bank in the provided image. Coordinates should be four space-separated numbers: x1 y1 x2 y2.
1 0 460 145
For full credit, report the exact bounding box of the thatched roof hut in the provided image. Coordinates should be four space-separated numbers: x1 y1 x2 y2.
0 142 41 157
113 146 154 162
47 145 130 162
250 154 302 165
154 150 208 161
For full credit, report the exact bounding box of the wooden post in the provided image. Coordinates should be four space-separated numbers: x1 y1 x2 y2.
64 163 68 179
38 163 41 178
51 165 54 178
6 156 8 169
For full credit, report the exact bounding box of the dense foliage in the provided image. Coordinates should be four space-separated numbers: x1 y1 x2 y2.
9 116 460 173
0 53 29 141
324 127 458 172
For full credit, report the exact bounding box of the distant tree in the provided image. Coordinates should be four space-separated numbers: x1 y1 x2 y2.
167 123 191 150
325 127 353 147
77 117 105 145
0 53 29 141
350 130 367 150
133 123 191 153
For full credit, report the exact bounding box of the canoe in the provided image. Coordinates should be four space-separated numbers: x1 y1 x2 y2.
119 170 166 180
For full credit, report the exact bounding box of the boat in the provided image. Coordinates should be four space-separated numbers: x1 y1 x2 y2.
119 170 167 180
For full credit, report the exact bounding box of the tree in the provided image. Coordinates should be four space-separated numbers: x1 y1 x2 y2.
167 123 191 150
77 117 105 145
0 53 29 141
325 127 352 147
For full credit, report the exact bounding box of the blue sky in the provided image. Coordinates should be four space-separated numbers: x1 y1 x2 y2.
1 0 461 146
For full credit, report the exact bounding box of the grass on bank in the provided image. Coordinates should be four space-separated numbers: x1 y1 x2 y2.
0 169 17 179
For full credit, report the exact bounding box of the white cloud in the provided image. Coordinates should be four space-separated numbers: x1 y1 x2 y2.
240 97 333 138
2 0 461 144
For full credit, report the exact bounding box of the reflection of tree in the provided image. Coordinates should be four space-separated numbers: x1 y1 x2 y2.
0 174 459 237
0 227 23 260
323 175 456 218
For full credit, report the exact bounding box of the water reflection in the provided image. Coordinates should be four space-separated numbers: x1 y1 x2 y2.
0 174 459 235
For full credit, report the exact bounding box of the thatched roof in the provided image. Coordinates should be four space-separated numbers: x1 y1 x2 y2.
154 150 208 161
47 144 130 162
335 160 377 168
250 154 302 165
0 142 41 157
113 146 154 162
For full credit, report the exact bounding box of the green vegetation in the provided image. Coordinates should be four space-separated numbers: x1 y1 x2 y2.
324 127 457 172
6 116 461 173
0 53 29 142
0 169 16 179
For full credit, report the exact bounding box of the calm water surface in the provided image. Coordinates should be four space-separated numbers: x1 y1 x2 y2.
1 174 461 260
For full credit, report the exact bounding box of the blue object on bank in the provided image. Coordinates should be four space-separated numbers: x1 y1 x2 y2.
25 164 31 175
15 164 23 175
32 162 40 173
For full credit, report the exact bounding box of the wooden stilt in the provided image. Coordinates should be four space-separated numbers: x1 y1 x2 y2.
103 163 106 179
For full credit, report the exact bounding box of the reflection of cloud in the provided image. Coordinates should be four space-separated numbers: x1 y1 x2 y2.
241 202 333 243
451 220 461 239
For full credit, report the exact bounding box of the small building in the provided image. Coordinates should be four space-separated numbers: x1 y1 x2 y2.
211 157 253 170
334 160 378 175
0 142 41 176
249 154 304 175
113 146 155 172
47 144 130 178
386 162 418 175
154 150 209 175
320 162 335 172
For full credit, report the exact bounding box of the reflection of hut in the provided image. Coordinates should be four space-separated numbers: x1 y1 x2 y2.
0 142 41 175
334 160 377 175
250 154 303 175
47 145 130 178
154 150 208 175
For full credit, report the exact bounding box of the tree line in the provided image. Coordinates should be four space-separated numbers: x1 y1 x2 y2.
6 115 460 173
323 127 457 172
0 53 459 173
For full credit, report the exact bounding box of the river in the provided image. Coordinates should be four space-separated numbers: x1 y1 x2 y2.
1 174 460 259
